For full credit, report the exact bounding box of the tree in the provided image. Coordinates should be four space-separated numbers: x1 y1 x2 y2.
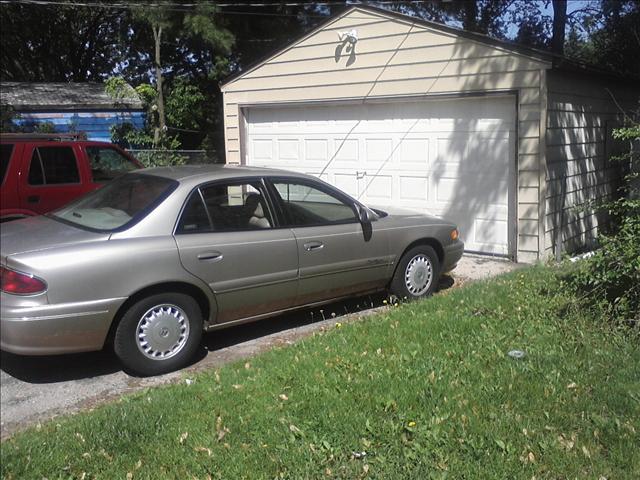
552 0 568 55
0 1 129 81
565 0 640 77
128 2 233 149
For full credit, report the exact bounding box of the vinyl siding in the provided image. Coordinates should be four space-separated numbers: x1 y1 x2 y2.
13 110 145 142
544 70 639 257
222 7 551 261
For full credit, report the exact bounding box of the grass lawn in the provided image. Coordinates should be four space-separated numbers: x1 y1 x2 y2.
1 266 638 479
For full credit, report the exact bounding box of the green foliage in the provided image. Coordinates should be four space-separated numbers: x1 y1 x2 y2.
34 121 56 134
567 122 640 322
2 267 639 478
134 84 157 107
104 77 138 103
0 104 21 132
0 2 129 81
107 75 186 167
165 79 206 131
110 122 185 168
133 149 187 168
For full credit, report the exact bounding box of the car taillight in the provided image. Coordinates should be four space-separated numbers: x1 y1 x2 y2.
0 266 47 295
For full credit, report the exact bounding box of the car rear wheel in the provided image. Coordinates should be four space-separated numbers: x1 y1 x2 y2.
390 245 440 300
114 292 203 376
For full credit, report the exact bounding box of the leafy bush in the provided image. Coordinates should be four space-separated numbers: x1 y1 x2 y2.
568 122 640 323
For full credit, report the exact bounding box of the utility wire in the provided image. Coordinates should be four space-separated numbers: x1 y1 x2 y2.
0 0 431 8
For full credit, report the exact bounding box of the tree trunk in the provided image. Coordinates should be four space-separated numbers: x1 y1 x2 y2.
462 1 479 32
551 0 567 56
153 24 166 147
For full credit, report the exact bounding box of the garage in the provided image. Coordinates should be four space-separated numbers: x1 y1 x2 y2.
221 5 639 262
245 96 515 255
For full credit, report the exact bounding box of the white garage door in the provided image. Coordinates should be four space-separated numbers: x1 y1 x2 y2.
244 96 515 255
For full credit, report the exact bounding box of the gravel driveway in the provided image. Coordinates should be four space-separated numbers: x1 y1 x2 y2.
0 254 517 439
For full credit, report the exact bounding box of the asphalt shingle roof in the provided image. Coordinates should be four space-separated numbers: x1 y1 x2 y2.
0 82 143 111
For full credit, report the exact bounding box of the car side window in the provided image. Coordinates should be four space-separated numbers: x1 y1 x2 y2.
271 180 357 227
86 147 138 183
176 181 273 234
28 146 80 185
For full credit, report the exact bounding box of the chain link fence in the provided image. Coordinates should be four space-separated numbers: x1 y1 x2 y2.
126 149 214 167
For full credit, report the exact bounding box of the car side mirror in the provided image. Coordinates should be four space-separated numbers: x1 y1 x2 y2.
357 205 374 224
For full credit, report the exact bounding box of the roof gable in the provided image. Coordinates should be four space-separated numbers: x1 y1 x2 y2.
221 5 551 90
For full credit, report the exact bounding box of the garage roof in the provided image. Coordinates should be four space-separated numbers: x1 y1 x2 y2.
221 4 634 89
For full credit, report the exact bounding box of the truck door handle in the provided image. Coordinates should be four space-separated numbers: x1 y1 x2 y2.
27 195 40 204
303 241 324 252
197 251 223 262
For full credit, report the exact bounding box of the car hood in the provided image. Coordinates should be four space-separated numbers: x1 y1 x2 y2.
369 205 453 225
0 215 110 259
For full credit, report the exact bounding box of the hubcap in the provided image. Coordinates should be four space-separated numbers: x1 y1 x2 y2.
404 254 433 296
136 304 190 360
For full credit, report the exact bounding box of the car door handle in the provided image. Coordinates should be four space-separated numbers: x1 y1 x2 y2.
27 195 40 204
303 241 324 252
197 251 223 262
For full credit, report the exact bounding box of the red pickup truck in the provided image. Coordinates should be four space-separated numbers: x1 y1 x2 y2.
1 133 142 222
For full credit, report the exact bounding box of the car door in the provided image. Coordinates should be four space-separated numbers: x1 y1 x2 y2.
266 177 390 306
1 142 22 217
174 179 299 323
19 143 87 214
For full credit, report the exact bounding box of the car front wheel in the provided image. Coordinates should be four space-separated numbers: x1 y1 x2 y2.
390 245 440 300
114 292 203 376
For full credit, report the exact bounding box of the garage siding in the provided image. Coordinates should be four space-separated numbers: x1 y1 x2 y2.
222 7 551 261
544 70 639 257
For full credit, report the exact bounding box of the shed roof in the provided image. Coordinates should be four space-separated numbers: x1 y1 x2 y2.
0 82 143 111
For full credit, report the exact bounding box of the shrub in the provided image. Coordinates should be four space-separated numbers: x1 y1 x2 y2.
568 122 640 324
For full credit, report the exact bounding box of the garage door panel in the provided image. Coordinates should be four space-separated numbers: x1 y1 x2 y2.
278 139 299 161
361 175 393 203
333 172 359 198
245 96 515 255
365 138 394 163
399 138 429 167
435 175 509 207
399 176 429 201
333 138 359 163
305 139 329 162
474 218 509 249
251 139 273 162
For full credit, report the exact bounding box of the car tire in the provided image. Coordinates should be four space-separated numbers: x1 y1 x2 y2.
114 292 203 376
389 245 440 301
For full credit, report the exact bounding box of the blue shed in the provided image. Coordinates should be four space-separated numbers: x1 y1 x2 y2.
0 82 145 142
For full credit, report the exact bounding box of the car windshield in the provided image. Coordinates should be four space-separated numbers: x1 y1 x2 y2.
51 173 177 231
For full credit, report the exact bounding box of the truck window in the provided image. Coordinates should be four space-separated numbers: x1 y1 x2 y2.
1 144 13 184
28 146 80 185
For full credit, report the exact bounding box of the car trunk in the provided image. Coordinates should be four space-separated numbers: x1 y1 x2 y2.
0 215 110 262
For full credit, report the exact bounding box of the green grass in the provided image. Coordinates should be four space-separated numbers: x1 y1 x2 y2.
2 266 639 479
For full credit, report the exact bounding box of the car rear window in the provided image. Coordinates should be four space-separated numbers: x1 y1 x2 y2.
1 144 13 183
86 146 139 182
51 173 177 232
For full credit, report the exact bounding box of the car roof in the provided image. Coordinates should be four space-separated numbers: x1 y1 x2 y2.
138 164 313 182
